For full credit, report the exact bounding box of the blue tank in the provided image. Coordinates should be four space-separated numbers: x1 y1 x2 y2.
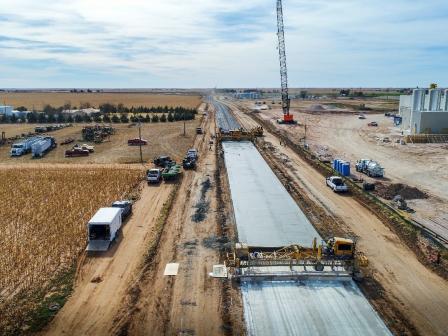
342 163 351 176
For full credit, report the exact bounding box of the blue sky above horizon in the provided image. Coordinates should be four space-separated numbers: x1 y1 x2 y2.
0 0 447 88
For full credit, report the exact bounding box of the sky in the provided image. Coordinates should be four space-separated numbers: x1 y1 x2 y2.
0 0 447 88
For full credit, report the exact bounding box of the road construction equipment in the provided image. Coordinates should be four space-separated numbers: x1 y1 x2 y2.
222 237 368 281
275 0 297 125
217 127 264 142
82 125 115 143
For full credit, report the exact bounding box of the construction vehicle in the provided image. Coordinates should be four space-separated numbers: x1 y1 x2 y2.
356 159 384 178
10 137 42 156
82 125 115 143
162 163 182 181
275 0 297 125
32 136 57 158
86 207 122 252
220 237 368 281
326 176 349 193
391 195 414 213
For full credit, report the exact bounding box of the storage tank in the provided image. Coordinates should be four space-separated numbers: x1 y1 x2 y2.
429 89 442 111
412 89 425 111
342 163 351 177
445 90 448 111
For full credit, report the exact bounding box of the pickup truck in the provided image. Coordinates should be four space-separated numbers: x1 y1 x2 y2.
146 168 162 184
111 200 133 221
65 148 90 157
186 148 198 160
326 176 349 193
73 144 95 152
154 155 173 168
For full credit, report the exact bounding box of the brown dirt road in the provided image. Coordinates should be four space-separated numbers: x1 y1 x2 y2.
227 101 448 336
116 104 227 336
40 182 173 336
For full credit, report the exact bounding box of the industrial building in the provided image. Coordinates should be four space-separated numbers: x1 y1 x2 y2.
233 91 261 100
399 88 448 134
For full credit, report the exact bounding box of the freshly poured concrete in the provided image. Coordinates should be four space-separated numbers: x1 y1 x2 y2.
222 141 319 246
222 140 391 336
242 281 392 336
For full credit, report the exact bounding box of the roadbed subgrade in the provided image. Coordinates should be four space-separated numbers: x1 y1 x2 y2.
222 141 319 247
214 100 241 131
242 280 392 336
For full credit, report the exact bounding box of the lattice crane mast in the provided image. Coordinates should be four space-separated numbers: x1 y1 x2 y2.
276 0 296 124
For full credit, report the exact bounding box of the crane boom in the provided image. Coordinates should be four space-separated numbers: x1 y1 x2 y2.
276 0 295 124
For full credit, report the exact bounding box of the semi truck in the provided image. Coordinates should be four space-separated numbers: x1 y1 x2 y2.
10 137 42 156
32 136 57 158
86 207 123 252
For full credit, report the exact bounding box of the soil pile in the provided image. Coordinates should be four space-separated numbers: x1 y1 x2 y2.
375 183 428 200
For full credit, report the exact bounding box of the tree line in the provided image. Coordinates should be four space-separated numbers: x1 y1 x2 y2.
0 104 197 124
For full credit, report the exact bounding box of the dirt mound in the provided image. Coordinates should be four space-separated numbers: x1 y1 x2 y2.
375 183 428 200
308 104 326 111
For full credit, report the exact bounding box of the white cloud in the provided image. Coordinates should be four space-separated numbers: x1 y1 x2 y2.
0 0 447 87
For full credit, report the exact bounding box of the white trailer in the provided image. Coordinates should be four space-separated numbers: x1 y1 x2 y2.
32 137 56 158
86 207 122 252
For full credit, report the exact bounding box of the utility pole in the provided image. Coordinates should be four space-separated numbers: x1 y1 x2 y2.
183 110 186 136
138 121 143 165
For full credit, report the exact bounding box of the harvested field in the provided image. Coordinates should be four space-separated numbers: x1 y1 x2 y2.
374 183 428 200
0 166 143 335
0 92 202 110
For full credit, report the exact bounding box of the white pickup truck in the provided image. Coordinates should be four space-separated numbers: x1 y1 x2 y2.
326 176 349 193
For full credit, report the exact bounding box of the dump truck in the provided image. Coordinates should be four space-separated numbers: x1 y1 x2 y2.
32 136 57 158
86 207 122 251
326 176 349 193
355 159 384 178
10 137 42 156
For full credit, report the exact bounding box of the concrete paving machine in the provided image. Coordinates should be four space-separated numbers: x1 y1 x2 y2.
217 237 368 282
217 127 264 142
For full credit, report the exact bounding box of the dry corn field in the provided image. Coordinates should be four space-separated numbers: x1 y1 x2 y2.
0 165 144 333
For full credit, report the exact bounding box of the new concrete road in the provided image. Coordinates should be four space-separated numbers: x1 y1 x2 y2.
217 99 391 335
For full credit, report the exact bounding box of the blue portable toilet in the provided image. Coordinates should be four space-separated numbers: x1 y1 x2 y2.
342 162 351 176
333 159 339 171
338 160 344 174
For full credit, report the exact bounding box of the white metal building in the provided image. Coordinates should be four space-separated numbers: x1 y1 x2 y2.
399 89 448 134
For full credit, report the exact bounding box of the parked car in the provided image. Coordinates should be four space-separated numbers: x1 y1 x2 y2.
182 156 196 169
358 114 366 119
326 176 349 193
111 200 133 221
146 168 162 184
368 121 378 127
153 155 173 167
186 148 198 160
196 127 204 134
128 138 148 146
